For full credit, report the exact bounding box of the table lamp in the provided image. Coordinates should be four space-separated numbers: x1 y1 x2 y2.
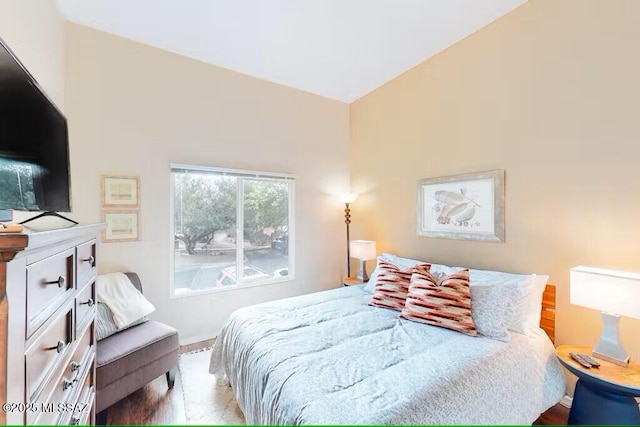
570 265 640 366
350 240 376 282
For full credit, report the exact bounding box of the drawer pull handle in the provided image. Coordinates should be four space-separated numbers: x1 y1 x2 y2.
45 276 66 288
70 416 80 425
62 377 76 391
70 361 81 372
82 255 95 267
80 298 94 307
46 340 66 353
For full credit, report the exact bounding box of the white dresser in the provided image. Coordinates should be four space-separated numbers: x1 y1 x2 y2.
1 223 103 425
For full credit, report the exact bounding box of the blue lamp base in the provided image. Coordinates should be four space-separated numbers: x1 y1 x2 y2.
569 378 640 425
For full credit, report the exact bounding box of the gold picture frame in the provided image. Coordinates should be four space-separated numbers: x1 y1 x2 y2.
102 210 140 242
101 175 140 208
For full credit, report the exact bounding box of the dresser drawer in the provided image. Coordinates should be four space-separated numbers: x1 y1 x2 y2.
25 304 74 404
77 389 95 425
26 248 75 338
72 389 94 425
67 322 93 384
68 371 94 425
29 324 94 425
76 239 97 289
75 281 96 335
30 400 59 425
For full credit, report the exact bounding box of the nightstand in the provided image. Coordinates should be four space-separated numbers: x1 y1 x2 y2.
342 277 364 287
556 344 640 425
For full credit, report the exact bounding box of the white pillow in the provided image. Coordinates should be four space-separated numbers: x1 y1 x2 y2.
509 274 549 336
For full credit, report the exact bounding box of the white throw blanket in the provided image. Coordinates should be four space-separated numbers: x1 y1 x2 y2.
97 272 155 328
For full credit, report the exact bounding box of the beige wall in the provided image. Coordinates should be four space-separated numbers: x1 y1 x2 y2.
0 0 65 109
65 23 350 343
350 0 640 360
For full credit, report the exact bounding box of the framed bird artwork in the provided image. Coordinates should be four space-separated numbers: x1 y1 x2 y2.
417 169 505 242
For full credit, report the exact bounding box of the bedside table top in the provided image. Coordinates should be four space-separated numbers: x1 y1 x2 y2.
556 344 640 394
343 277 364 286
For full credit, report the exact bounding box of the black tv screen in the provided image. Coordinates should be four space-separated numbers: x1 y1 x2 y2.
0 37 71 213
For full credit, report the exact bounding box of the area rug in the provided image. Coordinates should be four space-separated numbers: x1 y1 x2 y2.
179 347 246 425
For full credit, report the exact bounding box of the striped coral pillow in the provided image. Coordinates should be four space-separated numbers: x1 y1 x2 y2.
400 268 478 336
369 260 431 311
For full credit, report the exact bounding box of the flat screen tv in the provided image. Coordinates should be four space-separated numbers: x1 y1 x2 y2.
0 37 71 220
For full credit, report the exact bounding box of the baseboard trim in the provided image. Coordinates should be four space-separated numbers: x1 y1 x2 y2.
180 333 217 346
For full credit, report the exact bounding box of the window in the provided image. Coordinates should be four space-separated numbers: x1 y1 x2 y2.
171 164 294 296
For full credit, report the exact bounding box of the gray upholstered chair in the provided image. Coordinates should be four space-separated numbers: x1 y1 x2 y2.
95 272 179 424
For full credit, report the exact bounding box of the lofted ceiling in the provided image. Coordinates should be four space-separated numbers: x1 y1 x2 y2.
57 0 526 103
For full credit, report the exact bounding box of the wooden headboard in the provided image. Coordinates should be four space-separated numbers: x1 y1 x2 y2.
540 284 556 343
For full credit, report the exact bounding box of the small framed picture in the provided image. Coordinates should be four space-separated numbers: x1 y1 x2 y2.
101 175 140 208
102 210 140 242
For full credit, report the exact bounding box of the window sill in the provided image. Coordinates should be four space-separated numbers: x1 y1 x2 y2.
170 275 295 300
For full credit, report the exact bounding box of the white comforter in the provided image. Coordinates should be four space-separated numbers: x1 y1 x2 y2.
209 285 566 425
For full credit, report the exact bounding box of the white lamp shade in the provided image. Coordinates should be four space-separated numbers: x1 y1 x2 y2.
350 240 376 261
570 266 640 319
342 193 358 204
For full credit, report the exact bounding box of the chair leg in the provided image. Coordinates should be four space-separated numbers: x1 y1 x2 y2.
96 409 108 425
166 368 176 389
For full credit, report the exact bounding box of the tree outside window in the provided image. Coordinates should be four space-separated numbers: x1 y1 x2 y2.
172 167 293 295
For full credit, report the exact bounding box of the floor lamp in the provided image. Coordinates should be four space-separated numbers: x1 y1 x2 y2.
343 194 357 278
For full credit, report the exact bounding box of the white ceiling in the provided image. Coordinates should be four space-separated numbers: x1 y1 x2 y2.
57 0 526 103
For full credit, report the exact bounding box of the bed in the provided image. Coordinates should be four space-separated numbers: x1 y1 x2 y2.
209 258 566 425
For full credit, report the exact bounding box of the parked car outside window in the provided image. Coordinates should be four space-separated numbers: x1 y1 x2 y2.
215 265 270 287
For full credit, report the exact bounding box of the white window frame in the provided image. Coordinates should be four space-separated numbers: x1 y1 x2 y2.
170 164 295 298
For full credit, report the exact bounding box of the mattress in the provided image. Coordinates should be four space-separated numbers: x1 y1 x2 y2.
209 285 566 424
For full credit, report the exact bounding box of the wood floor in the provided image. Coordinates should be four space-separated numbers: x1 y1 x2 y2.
534 404 570 425
99 372 186 425
100 339 570 425
97 340 216 425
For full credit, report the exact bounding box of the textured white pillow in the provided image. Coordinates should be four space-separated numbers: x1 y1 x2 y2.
95 302 148 341
467 268 541 337
469 283 516 342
